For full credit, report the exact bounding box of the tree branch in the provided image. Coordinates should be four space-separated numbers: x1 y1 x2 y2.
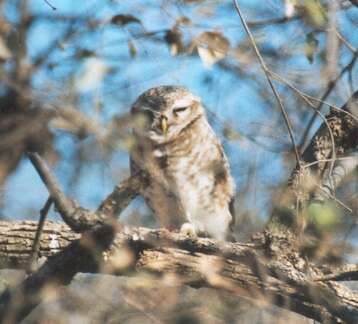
233 0 301 166
0 221 357 323
27 152 147 232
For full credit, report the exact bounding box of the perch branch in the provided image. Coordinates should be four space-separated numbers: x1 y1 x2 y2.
0 221 357 323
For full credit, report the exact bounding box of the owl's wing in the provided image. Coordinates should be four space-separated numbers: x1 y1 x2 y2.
129 136 146 177
129 153 158 214
214 141 237 241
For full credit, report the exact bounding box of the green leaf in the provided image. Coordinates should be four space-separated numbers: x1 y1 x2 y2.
304 0 327 28
308 201 341 231
195 31 230 68
128 41 137 57
223 125 241 141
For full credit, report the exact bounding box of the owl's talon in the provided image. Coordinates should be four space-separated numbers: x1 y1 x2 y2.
180 223 197 238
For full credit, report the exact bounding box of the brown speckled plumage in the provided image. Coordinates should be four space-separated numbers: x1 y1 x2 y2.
130 86 235 240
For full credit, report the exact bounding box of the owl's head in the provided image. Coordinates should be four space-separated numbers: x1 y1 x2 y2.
131 86 204 143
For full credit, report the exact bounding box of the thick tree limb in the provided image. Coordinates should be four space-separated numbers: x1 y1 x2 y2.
0 224 103 323
0 221 357 323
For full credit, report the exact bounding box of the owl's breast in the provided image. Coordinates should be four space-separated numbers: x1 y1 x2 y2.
164 138 216 208
132 118 234 238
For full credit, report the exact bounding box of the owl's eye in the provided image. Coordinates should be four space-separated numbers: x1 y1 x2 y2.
173 106 189 115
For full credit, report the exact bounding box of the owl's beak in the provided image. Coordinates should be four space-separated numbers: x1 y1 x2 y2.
160 116 168 134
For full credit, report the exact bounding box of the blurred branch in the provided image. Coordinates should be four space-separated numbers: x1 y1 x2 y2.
290 90 358 204
96 172 148 218
299 51 358 151
43 0 57 11
32 21 77 69
27 152 82 231
348 0 358 7
0 221 102 323
247 15 301 27
233 0 301 167
315 264 358 281
27 152 146 232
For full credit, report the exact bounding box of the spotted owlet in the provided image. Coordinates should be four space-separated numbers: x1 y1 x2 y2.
130 86 235 241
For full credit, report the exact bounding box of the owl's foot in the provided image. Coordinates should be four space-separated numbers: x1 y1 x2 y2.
180 223 197 238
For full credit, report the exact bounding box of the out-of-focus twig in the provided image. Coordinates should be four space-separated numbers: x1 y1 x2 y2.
348 0 358 8
27 152 81 231
43 0 57 11
97 171 148 218
299 52 358 151
246 15 301 27
27 152 146 232
26 195 53 273
233 0 301 167
314 264 358 281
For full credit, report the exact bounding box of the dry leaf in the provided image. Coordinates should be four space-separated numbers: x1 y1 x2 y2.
165 28 183 56
303 0 327 28
195 31 229 68
175 16 191 26
76 58 108 92
75 48 95 59
305 32 319 64
111 14 141 26
0 36 11 61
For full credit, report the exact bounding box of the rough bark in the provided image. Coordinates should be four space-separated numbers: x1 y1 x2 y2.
290 90 358 204
0 220 357 323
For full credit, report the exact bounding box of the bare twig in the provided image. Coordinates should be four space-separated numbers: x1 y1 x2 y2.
302 156 357 169
246 15 301 27
97 171 147 217
27 152 145 232
334 28 356 54
268 70 338 176
43 0 57 11
314 264 358 281
27 196 53 273
233 0 301 166
316 184 353 213
27 152 80 230
299 52 358 151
